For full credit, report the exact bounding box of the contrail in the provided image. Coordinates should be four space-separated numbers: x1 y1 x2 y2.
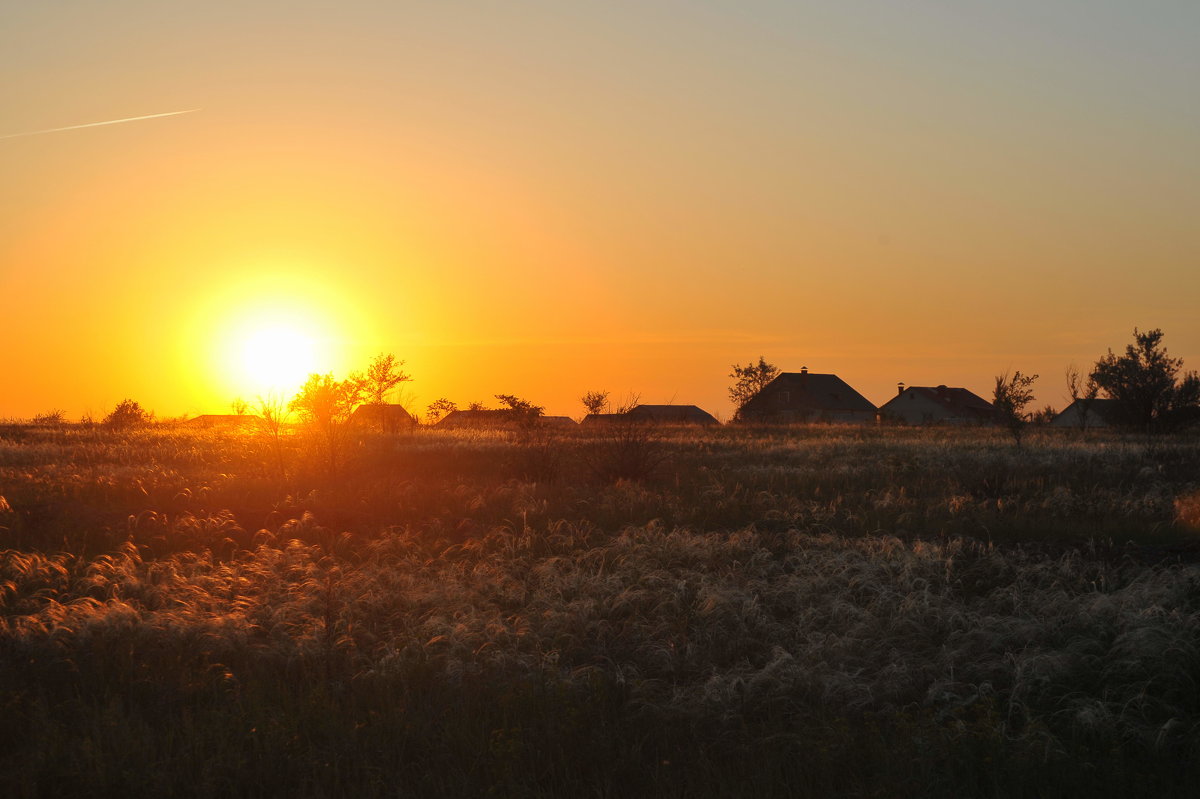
0 108 200 140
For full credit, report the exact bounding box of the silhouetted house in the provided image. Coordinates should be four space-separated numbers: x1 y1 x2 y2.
737 368 876 424
351 403 416 433
878 385 996 425
436 409 535 429
1050 398 1120 429
538 415 578 428
627 404 719 424
581 404 719 426
185 414 257 429
580 413 623 427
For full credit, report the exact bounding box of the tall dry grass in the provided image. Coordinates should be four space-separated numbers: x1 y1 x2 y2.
2 421 1199 796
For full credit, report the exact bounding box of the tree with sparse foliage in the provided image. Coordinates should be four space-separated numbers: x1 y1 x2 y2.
362 353 411 406
357 352 412 432
103 399 152 430
729 357 779 419
993 371 1038 447
426 398 458 424
289 374 363 473
581 390 609 416
1090 328 1200 432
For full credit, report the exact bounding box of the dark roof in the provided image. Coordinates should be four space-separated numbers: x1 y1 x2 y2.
185 414 257 428
1051 398 1122 426
742 372 876 414
580 413 625 427
351 404 416 430
879 386 994 418
351 404 414 421
538 416 578 427
582 405 719 426
625 404 719 424
436 409 536 429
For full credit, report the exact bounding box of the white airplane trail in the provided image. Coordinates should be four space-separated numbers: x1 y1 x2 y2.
0 108 200 140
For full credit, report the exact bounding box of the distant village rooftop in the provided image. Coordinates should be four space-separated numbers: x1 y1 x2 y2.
581 404 718 426
738 368 876 424
184 414 258 429
878 385 996 425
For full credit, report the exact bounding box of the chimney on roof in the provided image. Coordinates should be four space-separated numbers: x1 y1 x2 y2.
800 366 808 374
897 382 905 396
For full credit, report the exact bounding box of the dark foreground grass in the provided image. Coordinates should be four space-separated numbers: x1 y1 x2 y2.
2 423 1200 797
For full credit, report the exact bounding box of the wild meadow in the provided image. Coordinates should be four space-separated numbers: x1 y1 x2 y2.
3 421 1200 797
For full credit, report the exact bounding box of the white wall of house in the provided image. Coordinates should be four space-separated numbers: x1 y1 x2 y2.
1050 401 1110 429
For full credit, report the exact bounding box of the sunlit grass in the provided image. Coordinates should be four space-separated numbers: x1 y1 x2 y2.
2 422 1199 796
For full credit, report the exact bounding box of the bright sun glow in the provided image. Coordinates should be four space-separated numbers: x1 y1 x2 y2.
179 263 382 410
236 322 322 395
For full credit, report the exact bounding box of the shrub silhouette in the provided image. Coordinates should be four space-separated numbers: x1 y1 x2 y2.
102 399 152 429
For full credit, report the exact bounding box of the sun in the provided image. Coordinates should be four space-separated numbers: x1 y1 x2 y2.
209 301 342 399
236 322 322 395
180 263 380 410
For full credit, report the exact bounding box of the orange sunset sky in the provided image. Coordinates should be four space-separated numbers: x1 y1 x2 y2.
2 2 1197 420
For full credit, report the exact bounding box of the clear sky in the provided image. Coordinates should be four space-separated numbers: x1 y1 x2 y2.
2 1 1197 420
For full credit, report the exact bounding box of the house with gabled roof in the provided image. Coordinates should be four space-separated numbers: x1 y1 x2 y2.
626 404 719 425
581 404 719 427
184 414 258 430
878 385 996 426
538 416 578 428
737 368 876 424
351 403 416 433
1050 398 1121 429
436 409 529 429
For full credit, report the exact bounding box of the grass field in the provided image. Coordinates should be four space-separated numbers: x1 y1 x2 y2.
3 422 1200 797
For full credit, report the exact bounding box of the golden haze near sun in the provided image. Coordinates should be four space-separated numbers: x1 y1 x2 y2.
180 269 376 410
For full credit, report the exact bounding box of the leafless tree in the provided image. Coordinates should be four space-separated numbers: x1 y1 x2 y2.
581 390 609 416
255 392 291 481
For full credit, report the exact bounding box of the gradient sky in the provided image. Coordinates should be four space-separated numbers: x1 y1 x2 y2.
2 1 1197 420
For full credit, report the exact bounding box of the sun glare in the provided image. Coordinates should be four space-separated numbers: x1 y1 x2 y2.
179 263 382 411
207 298 343 399
236 323 322 395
